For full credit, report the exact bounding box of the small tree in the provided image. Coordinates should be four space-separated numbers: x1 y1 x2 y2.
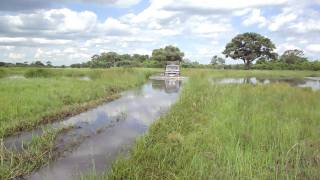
46 61 52 67
223 32 277 69
32 61 45 67
210 55 225 65
280 49 307 64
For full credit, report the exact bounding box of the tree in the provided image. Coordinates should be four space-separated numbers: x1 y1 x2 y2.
46 61 52 67
152 45 184 64
210 55 225 65
223 32 277 69
280 49 307 64
32 61 45 67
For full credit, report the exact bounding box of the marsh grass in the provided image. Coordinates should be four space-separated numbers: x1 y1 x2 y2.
0 67 156 137
101 70 320 179
0 69 6 78
25 69 53 78
0 67 157 179
0 128 59 179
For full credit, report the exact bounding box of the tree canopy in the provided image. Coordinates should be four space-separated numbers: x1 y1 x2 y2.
223 32 277 69
210 55 225 65
151 45 184 64
280 49 307 64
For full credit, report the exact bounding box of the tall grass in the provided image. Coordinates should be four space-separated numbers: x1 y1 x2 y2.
0 68 156 137
0 69 6 78
103 70 320 179
24 69 53 78
0 129 59 179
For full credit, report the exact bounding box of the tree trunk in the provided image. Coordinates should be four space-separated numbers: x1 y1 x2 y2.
244 60 251 70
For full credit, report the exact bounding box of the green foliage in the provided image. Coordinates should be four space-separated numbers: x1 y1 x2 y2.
152 45 184 64
280 49 308 64
78 52 150 68
253 60 320 71
31 61 45 67
210 55 225 65
223 32 277 69
25 69 52 78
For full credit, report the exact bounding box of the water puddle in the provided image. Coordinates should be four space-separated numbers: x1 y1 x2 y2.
211 77 320 91
5 79 183 180
78 76 91 81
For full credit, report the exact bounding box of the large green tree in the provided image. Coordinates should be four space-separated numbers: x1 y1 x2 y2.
152 45 184 64
223 32 277 69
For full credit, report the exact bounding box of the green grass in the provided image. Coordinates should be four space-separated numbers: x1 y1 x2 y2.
0 128 60 179
0 67 156 137
0 67 158 179
94 69 320 179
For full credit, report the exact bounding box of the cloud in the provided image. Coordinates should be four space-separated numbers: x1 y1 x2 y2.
0 0 142 11
306 44 320 53
0 8 133 45
0 0 320 65
243 9 267 27
8 52 25 59
268 8 298 31
162 0 290 13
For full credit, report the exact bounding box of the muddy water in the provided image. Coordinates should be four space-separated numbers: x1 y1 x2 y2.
12 79 181 180
211 77 320 91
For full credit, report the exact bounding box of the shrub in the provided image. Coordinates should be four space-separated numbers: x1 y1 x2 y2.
25 69 52 78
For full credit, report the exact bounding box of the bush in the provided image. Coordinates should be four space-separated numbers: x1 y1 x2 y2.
0 69 6 78
25 69 53 78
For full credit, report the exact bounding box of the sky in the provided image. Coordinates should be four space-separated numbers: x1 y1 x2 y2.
0 0 320 65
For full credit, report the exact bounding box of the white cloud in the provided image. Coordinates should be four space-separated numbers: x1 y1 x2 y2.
163 0 290 11
243 9 267 27
8 52 25 59
306 44 320 53
0 0 320 65
113 0 142 7
268 8 298 31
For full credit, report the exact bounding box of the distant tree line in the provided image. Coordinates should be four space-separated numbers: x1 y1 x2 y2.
70 45 184 68
1 34 319 70
0 61 62 68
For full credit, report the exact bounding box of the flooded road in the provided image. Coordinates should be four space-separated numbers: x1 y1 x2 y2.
5 79 183 180
211 77 320 91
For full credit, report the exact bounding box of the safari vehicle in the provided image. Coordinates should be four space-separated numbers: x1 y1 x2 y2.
165 64 180 77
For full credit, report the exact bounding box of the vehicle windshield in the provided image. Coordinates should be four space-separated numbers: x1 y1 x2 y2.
166 66 179 70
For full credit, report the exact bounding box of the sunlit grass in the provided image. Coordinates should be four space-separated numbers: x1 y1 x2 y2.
0 67 156 137
101 70 320 179
0 128 59 179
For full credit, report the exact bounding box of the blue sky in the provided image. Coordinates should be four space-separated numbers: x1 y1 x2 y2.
0 0 319 65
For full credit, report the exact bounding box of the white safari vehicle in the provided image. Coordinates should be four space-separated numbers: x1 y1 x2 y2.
165 64 180 77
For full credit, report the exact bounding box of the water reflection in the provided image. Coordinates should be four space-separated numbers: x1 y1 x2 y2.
212 77 320 91
152 79 181 93
5 79 184 180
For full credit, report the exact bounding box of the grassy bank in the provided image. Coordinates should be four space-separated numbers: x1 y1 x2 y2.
100 70 320 179
0 67 156 137
0 128 60 179
0 67 157 179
